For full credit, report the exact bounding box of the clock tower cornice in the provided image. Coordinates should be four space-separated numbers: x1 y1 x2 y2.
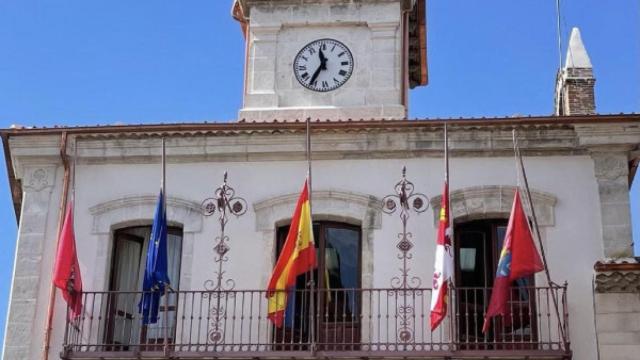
236 0 419 14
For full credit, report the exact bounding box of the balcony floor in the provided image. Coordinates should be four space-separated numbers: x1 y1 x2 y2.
63 349 572 360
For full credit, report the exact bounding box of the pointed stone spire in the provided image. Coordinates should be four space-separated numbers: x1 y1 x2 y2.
564 27 592 68
554 27 596 116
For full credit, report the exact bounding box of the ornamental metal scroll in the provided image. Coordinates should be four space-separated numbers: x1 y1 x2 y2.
381 166 429 344
200 171 247 345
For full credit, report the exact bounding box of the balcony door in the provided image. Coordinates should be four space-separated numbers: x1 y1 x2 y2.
105 226 183 350
454 219 537 349
273 221 361 350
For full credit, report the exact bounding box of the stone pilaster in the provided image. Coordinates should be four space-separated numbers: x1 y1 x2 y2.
3 165 57 360
245 25 280 109
591 151 633 258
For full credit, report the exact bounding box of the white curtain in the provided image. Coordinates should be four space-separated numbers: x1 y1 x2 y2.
110 227 182 345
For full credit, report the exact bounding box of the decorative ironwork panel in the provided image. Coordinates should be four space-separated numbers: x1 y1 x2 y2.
382 166 429 344
200 171 247 345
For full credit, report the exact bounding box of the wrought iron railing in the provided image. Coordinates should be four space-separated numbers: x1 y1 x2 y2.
62 286 570 358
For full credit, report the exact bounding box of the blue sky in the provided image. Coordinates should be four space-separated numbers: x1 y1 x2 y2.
0 0 638 352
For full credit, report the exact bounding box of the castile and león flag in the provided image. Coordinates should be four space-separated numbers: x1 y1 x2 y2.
430 182 453 331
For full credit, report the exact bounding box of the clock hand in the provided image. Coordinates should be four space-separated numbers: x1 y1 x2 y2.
308 64 323 86
307 47 328 86
319 48 328 70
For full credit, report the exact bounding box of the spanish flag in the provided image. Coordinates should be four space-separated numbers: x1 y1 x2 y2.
267 179 316 327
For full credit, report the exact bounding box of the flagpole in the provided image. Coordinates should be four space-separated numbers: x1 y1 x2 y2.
306 118 312 208
511 129 567 346
159 137 170 353
72 137 77 204
306 117 316 352
162 137 166 211
444 123 453 283
444 123 456 345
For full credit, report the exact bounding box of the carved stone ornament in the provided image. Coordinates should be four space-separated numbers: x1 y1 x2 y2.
24 166 55 192
592 153 628 181
594 259 640 293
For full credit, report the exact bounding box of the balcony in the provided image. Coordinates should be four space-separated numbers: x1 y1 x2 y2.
61 285 570 359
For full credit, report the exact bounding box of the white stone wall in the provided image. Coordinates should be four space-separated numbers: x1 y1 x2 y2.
240 0 405 121
5 126 633 359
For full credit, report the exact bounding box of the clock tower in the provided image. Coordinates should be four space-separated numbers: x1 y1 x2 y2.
233 0 427 121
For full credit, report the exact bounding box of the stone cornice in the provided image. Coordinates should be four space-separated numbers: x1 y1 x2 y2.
594 259 640 293
4 115 640 223
4 125 587 166
574 122 640 148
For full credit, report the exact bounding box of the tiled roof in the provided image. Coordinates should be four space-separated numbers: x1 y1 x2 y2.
3 113 640 137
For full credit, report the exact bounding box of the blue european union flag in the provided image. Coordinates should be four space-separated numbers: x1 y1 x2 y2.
138 189 170 324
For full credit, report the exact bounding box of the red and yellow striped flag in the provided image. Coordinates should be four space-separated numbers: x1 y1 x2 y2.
266 179 316 327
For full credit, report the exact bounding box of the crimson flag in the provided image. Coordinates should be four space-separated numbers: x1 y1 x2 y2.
482 190 543 333
53 202 83 318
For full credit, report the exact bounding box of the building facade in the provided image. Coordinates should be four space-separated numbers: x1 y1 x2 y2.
2 1 640 359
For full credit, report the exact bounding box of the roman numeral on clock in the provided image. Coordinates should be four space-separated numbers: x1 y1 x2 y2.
322 81 329 89
339 70 347 76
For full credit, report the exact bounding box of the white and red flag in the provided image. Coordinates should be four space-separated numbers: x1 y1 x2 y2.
430 181 453 331
53 201 83 318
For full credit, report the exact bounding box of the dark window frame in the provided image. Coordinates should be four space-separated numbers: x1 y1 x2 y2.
274 221 362 349
454 218 539 348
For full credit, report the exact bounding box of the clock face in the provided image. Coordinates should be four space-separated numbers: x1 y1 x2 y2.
293 39 354 92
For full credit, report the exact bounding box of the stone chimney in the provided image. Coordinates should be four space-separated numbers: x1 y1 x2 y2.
554 27 596 115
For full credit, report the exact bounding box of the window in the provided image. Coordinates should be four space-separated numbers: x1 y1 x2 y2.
104 226 183 350
455 219 537 349
274 221 361 350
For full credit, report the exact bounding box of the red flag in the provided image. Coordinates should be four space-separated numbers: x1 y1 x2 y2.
482 190 543 333
430 182 453 331
53 202 83 318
